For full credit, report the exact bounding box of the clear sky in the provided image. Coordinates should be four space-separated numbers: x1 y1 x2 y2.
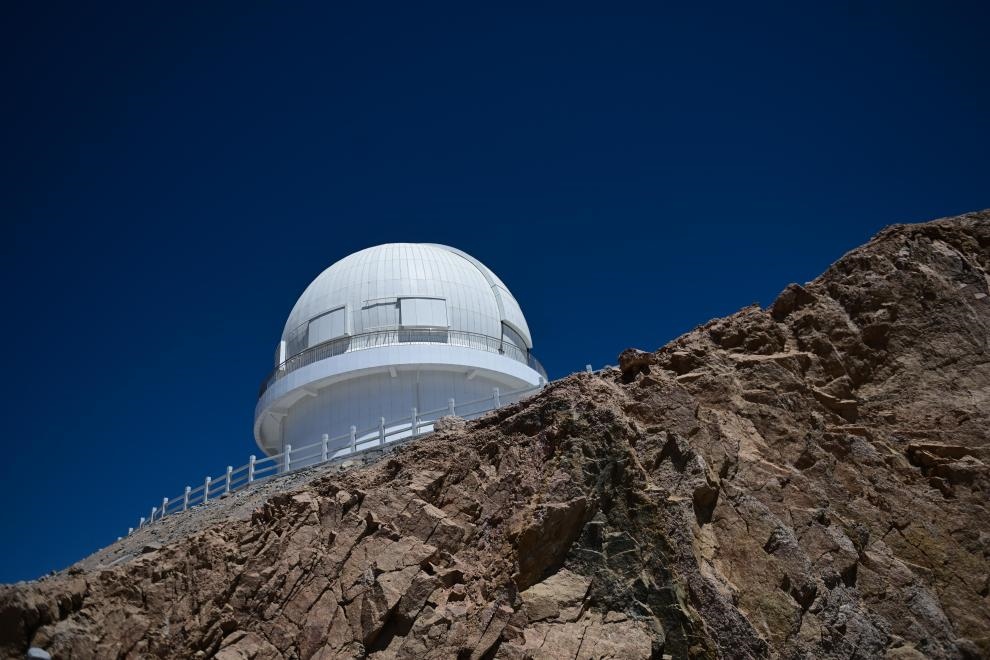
2 2 987 583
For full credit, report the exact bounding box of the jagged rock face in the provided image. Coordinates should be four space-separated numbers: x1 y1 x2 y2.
1 211 988 659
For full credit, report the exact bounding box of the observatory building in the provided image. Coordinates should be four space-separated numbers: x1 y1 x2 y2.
254 243 546 467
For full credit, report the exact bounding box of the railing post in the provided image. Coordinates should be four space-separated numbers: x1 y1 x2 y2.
585 364 593 373
128 527 134 536
379 417 386 445
493 387 500 407
162 497 168 519
151 506 157 523
322 434 329 462
248 456 256 483
225 466 232 495
448 398 455 416
349 426 356 453
183 486 191 511
204 476 211 504
411 407 418 437
139 516 146 528
285 445 292 473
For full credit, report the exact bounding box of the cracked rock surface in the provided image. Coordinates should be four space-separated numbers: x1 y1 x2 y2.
1 210 988 659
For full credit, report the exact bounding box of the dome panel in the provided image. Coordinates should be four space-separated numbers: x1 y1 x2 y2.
280 243 533 360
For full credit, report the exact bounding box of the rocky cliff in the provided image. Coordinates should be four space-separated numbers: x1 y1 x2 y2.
2 211 988 659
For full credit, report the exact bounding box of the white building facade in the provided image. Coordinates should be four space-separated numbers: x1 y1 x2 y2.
253 243 546 467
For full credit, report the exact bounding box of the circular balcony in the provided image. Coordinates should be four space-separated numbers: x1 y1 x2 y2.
259 327 547 400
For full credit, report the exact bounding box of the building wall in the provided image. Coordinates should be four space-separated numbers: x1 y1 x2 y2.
279 367 511 461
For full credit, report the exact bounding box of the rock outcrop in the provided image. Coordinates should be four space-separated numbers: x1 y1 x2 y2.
1 210 988 659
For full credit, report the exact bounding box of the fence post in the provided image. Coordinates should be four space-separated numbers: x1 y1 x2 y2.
448 398 455 416
379 417 386 445
285 445 292 473
350 426 357 453
183 486 191 511
585 364 592 373
411 407 418 437
204 476 211 504
151 506 157 523
248 456 256 483
322 434 329 462
493 387 500 407
225 466 232 495
162 497 168 519
139 516 146 528
128 527 134 536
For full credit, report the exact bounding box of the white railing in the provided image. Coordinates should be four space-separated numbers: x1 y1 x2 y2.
122 382 544 538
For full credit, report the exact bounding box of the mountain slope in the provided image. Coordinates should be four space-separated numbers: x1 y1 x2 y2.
2 210 988 659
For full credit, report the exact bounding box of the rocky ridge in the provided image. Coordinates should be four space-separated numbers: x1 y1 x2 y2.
1 210 988 659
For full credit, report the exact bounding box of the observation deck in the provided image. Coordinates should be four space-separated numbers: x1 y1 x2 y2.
258 327 547 400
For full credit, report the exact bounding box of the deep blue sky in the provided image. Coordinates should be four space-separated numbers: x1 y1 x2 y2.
1 2 987 582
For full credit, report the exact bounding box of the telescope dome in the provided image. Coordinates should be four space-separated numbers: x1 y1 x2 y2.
279 243 532 359
254 243 544 462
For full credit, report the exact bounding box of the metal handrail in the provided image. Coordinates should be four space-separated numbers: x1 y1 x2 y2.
116 366 620 540
258 327 547 399
125 381 545 538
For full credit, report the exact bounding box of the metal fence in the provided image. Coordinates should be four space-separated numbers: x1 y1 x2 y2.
122 382 544 538
259 328 548 399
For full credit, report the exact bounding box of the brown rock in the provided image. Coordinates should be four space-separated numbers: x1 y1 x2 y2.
2 210 989 660
520 568 590 623
513 498 589 589
770 283 817 321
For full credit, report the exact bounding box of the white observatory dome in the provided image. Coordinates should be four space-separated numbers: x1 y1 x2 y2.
280 244 533 359
254 243 545 465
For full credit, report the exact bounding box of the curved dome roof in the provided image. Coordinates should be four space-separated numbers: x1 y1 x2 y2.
280 243 532 356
